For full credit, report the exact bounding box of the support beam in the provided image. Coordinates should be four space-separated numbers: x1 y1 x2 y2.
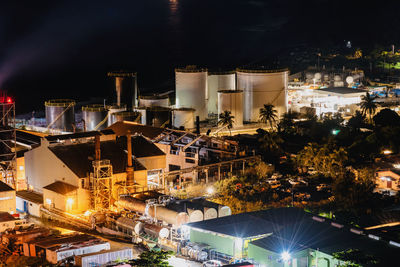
218 165 221 181
205 169 209 184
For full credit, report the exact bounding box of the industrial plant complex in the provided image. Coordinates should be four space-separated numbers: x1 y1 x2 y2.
1 62 400 267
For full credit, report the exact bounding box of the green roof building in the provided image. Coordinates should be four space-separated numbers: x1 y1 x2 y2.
185 208 400 266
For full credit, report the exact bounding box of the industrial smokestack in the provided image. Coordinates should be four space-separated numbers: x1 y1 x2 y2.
115 77 123 107
126 131 134 186
95 135 101 161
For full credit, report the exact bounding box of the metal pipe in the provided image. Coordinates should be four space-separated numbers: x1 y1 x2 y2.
126 131 134 186
95 135 101 161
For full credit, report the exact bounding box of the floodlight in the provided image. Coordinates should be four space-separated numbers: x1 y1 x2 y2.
281 251 291 262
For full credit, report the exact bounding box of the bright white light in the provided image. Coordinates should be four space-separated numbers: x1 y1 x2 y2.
67 198 74 205
281 251 291 261
383 150 392 155
206 187 214 195
46 198 52 205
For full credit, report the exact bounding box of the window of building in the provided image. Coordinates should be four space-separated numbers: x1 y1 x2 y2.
185 159 195 164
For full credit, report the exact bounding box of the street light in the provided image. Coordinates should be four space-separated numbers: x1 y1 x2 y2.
281 251 291 262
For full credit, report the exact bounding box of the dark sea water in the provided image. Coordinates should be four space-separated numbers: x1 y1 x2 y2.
0 0 398 114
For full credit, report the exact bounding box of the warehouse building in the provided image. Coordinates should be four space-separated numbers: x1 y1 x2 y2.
0 180 16 213
185 208 400 266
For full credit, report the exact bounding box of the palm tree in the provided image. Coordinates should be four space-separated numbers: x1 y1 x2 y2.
259 104 278 130
360 92 377 121
218 110 235 135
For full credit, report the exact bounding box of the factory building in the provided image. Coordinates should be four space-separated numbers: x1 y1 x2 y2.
184 208 400 266
0 181 16 213
24 129 166 213
237 68 289 122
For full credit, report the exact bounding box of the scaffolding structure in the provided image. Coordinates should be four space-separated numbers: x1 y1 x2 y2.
0 95 16 189
91 159 112 211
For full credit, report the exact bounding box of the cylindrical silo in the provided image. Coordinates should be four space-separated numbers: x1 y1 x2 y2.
207 71 236 115
236 68 288 122
107 104 127 126
203 207 218 220
217 90 243 128
187 208 204 222
172 108 195 129
175 66 208 120
45 99 76 132
107 71 138 109
109 111 140 126
82 104 109 131
135 107 171 127
139 95 169 108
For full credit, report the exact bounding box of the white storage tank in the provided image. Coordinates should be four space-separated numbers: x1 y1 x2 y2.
139 95 169 108
237 68 289 122
203 207 218 220
175 66 208 120
217 90 243 127
207 71 236 115
172 108 195 129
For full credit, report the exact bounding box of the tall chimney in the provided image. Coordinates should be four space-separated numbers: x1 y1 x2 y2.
115 77 123 107
126 131 134 186
95 135 101 161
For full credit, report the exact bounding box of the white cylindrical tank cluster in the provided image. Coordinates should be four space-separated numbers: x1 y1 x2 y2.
172 108 195 129
237 68 289 122
207 71 236 115
139 95 169 108
217 90 243 127
175 66 208 120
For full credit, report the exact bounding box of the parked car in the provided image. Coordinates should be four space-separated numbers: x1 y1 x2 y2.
203 260 223 267
288 178 300 186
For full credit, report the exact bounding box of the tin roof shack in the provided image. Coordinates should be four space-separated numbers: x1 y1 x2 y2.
1 227 50 256
75 247 133 267
0 181 16 214
28 233 110 265
16 190 43 217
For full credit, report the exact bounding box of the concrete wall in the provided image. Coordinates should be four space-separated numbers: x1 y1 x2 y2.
0 190 16 213
137 155 166 171
25 141 80 192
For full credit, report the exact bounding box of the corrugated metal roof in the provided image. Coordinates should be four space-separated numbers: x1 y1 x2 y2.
0 180 14 192
43 181 78 195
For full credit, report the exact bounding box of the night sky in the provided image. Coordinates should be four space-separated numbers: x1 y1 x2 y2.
0 0 398 113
